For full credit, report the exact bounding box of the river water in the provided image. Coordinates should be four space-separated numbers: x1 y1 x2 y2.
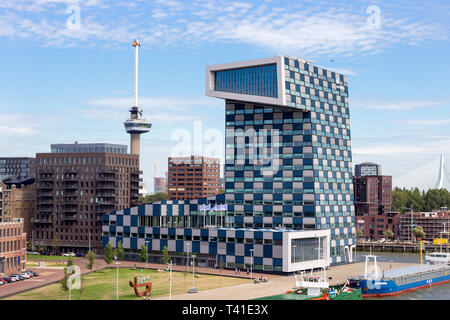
355 251 450 300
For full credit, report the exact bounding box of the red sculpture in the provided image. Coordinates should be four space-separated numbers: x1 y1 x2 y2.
129 277 152 298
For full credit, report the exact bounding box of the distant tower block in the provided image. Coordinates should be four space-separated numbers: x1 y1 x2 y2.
124 39 152 156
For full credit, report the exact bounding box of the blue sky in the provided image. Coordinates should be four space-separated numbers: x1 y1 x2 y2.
0 0 449 191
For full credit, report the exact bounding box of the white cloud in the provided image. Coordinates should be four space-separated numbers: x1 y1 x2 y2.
0 125 38 137
352 144 426 155
395 118 450 126
84 95 222 110
352 99 448 111
0 1 447 56
81 95 222 123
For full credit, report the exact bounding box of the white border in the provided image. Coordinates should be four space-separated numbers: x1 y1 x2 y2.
282 229 331 273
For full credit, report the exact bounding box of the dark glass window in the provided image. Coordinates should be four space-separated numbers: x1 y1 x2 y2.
215 64 278 98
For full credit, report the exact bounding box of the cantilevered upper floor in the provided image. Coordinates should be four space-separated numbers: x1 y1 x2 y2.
206 55 349 113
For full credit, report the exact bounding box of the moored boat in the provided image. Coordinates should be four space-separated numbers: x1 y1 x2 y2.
348 253 450 297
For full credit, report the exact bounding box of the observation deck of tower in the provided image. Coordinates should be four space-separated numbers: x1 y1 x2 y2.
124 40 152 156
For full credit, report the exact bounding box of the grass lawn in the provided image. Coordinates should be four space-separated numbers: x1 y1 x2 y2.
26 261 66 267
4 267 250 300
26 255 80 261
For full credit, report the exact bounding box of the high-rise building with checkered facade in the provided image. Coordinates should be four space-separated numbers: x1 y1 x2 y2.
207 56 355 264
102 55 355 272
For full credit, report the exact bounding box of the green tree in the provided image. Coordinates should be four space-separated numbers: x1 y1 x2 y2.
115 241 124 260
383 229 394 241
139 243 149 263
140 192 168 204
356 229 364 240
162 246 170 265
412 226 426 240
51 235 61 255
104 241 114 268
60 256 75 293
87 250 95 270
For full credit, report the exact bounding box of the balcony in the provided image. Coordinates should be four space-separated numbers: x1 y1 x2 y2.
62 214 77 221
37 203 53 210
98 174 116 182
97 191 116 197
63 175 79 181
38 190 53 196
99 169 119 174
97 181 117 189
63 190 78 196
62 196 78 203
131 176 143 182
97 199 117 205
96 204 115 213
63 181 78 189
38 182 54 189
37 198 54 205
38 174 54 182
63 207 78 214
31 218 52 224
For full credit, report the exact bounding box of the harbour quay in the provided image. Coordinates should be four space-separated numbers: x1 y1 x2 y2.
357 241 450 253
155 261 414 300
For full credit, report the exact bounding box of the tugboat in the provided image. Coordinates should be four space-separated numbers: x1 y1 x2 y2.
255 267 361 300
425 251 450 265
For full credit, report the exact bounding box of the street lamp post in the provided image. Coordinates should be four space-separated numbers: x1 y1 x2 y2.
186 243 190 273
250 249 254 281
189 255 197 293
114 255 120 300
169 260 173 300
144 240 150 271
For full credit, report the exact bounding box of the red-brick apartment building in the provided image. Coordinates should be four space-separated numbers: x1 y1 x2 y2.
33 143 140 255
353 164 395 241
0 218 26 275
168 156 220 200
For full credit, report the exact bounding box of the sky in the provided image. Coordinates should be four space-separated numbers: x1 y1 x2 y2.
0 0 449 192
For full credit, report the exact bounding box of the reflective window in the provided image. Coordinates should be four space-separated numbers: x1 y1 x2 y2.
215 64 278 98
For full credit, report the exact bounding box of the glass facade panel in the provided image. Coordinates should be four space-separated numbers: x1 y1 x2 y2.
291 237 325 263
215 64 278 98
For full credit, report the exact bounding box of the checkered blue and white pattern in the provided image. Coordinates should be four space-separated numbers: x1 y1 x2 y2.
103 55 356 270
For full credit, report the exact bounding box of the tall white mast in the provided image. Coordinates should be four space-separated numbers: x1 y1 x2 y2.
124 39 151 156
133 39 140 108
435 154 445 189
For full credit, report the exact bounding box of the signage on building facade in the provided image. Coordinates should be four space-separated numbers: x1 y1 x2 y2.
433 238 448 245
199 204 227 212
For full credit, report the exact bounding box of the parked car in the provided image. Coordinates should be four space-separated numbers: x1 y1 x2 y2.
0 279 4 285
63 252 76 257
28 270 39 277
24 270 34 277
16 274 27 280
76 253 85 257
9 275 20 282
1 276 12 283
26 251 39 255
20 272 31 279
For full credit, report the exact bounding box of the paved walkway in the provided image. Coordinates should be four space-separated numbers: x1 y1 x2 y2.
154 261 415 300
0 257 415 300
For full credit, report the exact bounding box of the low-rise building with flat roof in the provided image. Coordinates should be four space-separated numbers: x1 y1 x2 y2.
0 218 26 275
